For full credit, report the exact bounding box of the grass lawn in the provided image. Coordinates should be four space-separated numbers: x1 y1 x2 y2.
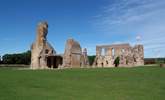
0 66 165 100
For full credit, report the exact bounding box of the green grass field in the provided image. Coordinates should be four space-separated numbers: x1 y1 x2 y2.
0 66 165 100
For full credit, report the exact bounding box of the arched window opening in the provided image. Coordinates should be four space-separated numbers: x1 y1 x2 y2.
45 49 49 54
101 48 106 56
112 48 115 59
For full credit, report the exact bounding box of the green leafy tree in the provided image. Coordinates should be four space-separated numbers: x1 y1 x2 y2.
2 50 31 65
156 58 164 64
114 56 120 67
88 55 96 66
0 55 2 64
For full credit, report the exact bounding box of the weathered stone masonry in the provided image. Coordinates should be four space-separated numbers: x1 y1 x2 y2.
93 43 144 67
31 22 143 69
31 22 56 69
31 22 89 69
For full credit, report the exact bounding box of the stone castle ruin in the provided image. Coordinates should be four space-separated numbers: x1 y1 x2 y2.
31 22 144 69
63 39 89 68
63 39 82 68
31 22 56 69
93 44 144 67
31 22 89 69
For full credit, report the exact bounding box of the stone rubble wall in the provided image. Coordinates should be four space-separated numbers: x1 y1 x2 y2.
62 39 89 68
31 22 56 69
93 44 144 67
31 22 144 69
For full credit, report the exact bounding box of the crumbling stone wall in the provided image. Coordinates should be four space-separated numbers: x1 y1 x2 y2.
93 43 144 67
63 39 82 68
81 48 89 67
62 39 89 68
31 22 56 69
30 22 143 69
132 45 144 66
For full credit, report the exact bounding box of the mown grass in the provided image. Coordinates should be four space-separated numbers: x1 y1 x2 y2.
0 66 165 100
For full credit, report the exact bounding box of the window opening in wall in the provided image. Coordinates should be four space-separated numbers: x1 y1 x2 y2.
45 49 49 54
112 48 115 58
101 48 106 56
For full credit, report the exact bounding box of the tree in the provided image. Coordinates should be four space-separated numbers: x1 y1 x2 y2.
114 56 120 67
0 55 2 64
2 50 31 65
88 55 96 66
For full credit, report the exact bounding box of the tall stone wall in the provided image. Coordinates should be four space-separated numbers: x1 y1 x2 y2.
93 44 144 67
31 22 56 69
63 39 82 68
133 45 144 66
81 48 89 67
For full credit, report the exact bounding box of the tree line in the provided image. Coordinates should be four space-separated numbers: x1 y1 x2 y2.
0 50 31 65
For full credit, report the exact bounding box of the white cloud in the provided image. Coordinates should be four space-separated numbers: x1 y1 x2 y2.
98 0 165 25
93 0 165 58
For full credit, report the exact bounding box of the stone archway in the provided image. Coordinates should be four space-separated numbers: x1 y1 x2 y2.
47 56 63 68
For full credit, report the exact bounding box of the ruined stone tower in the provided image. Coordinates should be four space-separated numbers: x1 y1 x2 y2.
31 22 56 69
81 48 89 67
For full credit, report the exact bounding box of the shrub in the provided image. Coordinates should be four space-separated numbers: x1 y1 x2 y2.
88 55 96 66
114 56 120 67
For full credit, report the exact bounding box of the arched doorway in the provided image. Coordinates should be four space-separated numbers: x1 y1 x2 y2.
47 56 63 68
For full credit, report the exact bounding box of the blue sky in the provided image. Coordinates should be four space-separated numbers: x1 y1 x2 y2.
0 0 165 58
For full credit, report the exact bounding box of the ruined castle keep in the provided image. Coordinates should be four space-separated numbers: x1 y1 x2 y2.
31 22 89 69
93 43 144 67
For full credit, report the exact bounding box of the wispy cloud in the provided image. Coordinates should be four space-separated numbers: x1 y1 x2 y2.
96 0 165 25
93 0 165 57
